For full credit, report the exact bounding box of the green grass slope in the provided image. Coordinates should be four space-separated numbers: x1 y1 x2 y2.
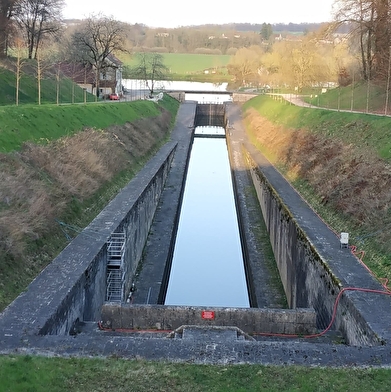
0 65 96 106
307 81 391 118
246 95 391 160
0 100 163 152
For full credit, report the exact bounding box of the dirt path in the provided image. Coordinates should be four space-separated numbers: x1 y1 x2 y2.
279 93 314 107
279 93 389 116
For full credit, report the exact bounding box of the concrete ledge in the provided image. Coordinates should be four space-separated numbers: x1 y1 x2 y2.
101 304 317 335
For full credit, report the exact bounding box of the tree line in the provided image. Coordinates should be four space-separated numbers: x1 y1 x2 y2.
2 0 391 95
230 0 391 90
0 1 333 59
227 36 348 91
0 0 63 59
332 0 391 81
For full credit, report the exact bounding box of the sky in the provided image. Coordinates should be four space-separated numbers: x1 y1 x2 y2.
62 0 336 28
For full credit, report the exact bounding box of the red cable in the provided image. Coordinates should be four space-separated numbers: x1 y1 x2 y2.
99 241 390 339
350 244 391 293
253 287 391 339
97 288 391 339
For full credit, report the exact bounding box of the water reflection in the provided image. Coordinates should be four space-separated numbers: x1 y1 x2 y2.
123 79 228 92
185 93 232 103
164 127 249 308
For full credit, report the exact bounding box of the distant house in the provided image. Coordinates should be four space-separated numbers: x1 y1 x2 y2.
58 62 95 94
101 54 123 96
59 54 123 97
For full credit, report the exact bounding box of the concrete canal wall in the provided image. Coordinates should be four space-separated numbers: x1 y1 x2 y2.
225 103 391 346
243 147 391 346
101 304 317 335
0 101 390 350
0 102 197 337
0 141 177 336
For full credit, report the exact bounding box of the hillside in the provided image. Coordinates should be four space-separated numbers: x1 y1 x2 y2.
0 59 95 106
243 95 391 288
0 95 180 310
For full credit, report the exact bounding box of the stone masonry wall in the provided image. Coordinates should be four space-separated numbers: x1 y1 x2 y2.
244 147 389 346
101 304 317 335
0 142 177 336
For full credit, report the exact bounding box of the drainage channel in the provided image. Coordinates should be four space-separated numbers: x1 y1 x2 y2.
164 125 250 308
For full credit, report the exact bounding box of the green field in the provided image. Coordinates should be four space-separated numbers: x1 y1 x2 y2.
121 52 231 81
161 53 230 74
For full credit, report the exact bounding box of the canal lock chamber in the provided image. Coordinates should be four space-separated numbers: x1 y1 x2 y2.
105 98 319 338
101 99 390 346
133 100 288 310
3 98 389 348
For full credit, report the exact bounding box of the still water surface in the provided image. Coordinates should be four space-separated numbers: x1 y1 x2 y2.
123 79 228 92
164 127 249 308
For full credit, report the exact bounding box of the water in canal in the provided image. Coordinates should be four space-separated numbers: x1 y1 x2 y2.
164 126 249 308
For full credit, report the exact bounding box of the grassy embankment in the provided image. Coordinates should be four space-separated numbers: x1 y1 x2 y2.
0 95 179 310
0 63 96 106
121 52 231 83
243 94 391 285
0 99 166 152
0 355 390 392
303 81 391 115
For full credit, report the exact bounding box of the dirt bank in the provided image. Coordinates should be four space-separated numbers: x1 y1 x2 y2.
0 110 172 309
243 107 391 253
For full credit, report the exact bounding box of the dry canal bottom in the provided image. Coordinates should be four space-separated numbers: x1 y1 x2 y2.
0 98 391 366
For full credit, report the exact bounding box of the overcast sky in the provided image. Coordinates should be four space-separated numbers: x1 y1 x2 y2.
62 0 336 28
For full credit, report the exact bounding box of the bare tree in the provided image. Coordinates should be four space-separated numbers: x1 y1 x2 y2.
33 45 49 104
14 0 63 59
13 36 26 105
0 0 18 57
372 0 390 79
259 32 343 92
333 0 391 80
129 51 169 97
70 14 127 99
227 47 262 87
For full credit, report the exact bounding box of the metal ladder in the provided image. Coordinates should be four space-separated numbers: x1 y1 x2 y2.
106 232 126 302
